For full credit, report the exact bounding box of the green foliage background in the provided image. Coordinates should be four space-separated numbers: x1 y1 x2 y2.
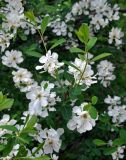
1 0 126 159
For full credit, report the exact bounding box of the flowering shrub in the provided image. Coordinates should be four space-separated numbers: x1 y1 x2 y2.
0 0 126 159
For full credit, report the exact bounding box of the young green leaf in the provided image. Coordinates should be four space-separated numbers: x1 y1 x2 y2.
91 96 98 105
87 37 97 50
113 138 124 146
91 53 112 62
0 125 18 132
50 38 66 49
76 23 89 44
25 51 42 58
0 98 14 111
89 106 98 119
93 139 107 146
24 115 37 130
41 16 50 34
70 47 85 53
25 11 36 23
103 147 117 155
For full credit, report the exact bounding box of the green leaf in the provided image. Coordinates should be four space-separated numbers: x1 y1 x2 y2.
3 138 15 156
24 115 37 130
16 145 28 157
119 129 126 141
93 139 106 146
78 54 85 61
0 98 14 111
103 147 117 155
84 104 98 119
113 138 124 146
64 61 82 73
0 144 5 151
76 23 89 44
91 96 98 105
0 125 18 132
25 51 42 58
0 92 3 102
41 16 50 34
50 38 66 49
17 134 32 144
87 37 97 50
70 47 84 53
91 53 112 62
89 106 98 119
25 11 36 23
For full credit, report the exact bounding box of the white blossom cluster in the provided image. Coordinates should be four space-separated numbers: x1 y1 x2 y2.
34 124 64 155
97 60 116 87
67 102 97 133
2 50 24 68
26 81 61 117
111 146 125 160
68 58 97 88
49 19 67 36
1 49 60 117
0 114 16 137
0 114 63 159
104 95 126 124
108 28 124 48
71 0 119 31
0 0 37 52
36 50 64 78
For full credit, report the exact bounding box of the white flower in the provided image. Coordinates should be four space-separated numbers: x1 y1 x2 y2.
2 50 23 68
31 147 43 157
112 146 125 160
108 28 124 48
0 114 16 136
97 60 116 87
68 58 97 87
108 105 126 124
67 103 98 133
51 154 59 160
36 50 64 77
90 14 108 30
26 86 49 115
12 68 32 84
50 19 67 36
104 95 121 106
41 128 64 154
12 68 37 92
9 144 20 157
26 82 58 117
0 31 13 52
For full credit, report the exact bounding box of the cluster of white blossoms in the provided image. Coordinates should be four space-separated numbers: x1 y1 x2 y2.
26 81 60 117
97 60 116 87
12 68 37 92
49 19 67 36
108 28 124 48
0 114 16 137
111 146 125 160
0 0 37 52
70 0 119 31
68 58 97 87
1 49 60 117
2 50 24 68
1 0 25 32
67 103 97 133
0 31 14 52
36 50 64 78
104 95 126 124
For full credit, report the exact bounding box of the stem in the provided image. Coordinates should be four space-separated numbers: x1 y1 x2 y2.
22 19 47 53
37 29 48 53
